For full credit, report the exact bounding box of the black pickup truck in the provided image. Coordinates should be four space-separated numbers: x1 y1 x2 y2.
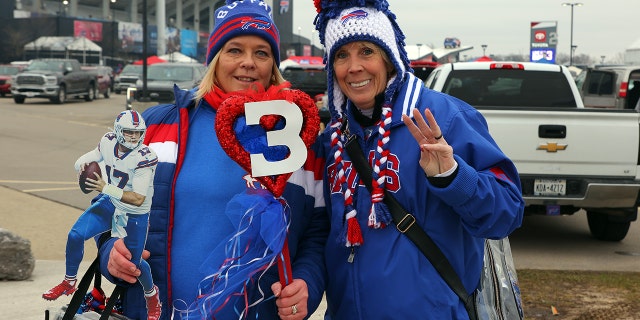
11 59 96 104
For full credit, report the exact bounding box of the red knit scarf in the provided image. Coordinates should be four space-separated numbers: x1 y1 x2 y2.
202 82 291 111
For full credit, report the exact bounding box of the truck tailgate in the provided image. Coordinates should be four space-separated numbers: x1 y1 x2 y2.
480 108 640 178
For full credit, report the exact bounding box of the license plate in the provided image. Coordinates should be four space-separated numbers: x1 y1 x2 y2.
534 179 566 196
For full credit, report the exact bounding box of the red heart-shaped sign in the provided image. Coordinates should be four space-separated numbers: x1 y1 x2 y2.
215 89 320 197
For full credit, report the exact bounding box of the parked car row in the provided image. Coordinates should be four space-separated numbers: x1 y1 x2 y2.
1 59 113 104
1 59 209 106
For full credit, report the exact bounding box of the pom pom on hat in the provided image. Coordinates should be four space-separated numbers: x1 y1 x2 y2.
206 0 280 66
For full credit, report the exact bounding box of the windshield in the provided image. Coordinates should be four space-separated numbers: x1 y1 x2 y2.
0 66 21 75
147 65 194 81
26 61 65 72
121 65 143 74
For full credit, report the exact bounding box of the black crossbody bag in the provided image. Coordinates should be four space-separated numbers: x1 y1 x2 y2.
344 134 478 320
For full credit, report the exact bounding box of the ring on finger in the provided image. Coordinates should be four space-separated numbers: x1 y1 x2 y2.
291 304 298 315
434 133 443 140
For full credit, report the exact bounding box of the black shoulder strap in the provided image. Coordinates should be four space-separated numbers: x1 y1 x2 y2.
100 286 126 320
344 134 477 320
62 257 99 320
61 254 126 320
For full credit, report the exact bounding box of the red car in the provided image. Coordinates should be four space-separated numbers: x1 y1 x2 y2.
0 65 25 97
81 65 114 99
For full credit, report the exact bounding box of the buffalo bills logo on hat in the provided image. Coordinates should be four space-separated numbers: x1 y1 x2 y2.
340 9 368 25
241 17 272 30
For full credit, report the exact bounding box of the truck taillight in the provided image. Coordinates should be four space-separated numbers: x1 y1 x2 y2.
490 63 524 70
619 82 628 98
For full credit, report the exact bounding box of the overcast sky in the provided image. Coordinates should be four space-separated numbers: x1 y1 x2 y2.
293 0 639 62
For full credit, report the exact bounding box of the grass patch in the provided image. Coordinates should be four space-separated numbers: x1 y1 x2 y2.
518 269 640 319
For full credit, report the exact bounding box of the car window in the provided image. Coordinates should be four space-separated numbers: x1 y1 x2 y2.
122 65 142 74
586 71 614 95
147 66 195 81
443 69 577 108
0 66 21 75
574 69 586 88
411 63 437 82
173 67 193 81
425 69 440 89
282 67 327 97
27 61 64 72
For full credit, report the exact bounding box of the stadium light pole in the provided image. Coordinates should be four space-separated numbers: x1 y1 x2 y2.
140 0 148 102
481 44 487 56
61 0 69 16
110 0 116 21
562 2 583 66
297 27 301 56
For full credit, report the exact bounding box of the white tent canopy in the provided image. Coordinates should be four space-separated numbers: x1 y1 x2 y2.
24 36 102 52
23 36 102 64
159 52 199 63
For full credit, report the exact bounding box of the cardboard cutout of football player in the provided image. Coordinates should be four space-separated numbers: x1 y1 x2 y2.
42 110 162 320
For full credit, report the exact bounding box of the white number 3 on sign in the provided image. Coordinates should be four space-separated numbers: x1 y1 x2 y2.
245 100 307 177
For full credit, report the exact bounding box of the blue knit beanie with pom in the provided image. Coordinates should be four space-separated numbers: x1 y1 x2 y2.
206 0 280 66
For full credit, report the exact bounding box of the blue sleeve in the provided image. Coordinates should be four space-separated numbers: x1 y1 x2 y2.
426 97 524 239
97 236 132 286
97 236 117 283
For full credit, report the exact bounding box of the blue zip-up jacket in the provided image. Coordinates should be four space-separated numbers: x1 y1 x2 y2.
316 74 524 319
99 86 328 320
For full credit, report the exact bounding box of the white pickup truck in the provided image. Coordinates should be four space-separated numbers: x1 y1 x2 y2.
425 61 640 241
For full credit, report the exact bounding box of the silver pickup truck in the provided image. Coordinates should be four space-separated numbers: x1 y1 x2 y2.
425 61 640 241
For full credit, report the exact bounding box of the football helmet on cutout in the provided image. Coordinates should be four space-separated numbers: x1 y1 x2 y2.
114 110 146 150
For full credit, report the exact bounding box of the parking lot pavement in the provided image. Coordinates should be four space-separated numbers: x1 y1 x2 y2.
0 186 326 319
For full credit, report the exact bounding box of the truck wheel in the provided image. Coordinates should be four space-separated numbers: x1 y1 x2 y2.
85 83 96 101
13 95 25 104
586 210 631 241
53 85 66 104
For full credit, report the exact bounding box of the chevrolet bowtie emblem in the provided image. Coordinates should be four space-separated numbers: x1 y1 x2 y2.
537 142 568 152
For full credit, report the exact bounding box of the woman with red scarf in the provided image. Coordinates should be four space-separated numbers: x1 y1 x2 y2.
97 1 328 319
